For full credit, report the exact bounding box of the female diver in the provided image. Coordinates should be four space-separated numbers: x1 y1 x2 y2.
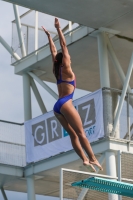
42 18 102 172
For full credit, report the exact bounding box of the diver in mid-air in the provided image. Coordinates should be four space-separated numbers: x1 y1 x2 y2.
42 18 103 172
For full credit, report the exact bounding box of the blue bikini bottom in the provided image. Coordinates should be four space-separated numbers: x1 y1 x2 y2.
53 92 74 114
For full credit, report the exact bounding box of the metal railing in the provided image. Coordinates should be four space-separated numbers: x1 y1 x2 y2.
11 9 79 63
0 120 26 167
102 87 133 142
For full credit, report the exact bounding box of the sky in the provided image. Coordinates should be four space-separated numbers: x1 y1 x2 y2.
0 1 89 199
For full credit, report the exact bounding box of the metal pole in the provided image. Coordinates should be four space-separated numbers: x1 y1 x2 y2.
28 72 58 100
69 21 72 31
26 26 28 55
106 151 119 200
69 21 72 36
0 36 20 60
127 93 130 140
127 93 131 151
35 11 38 51
27 176 36 200
117 150 122 200
13 4 26 57
112 92 120 138
1 187 8 200
97 32 113 137
97 32 110 87
30 78 47 113
23 73 32 121
60 168 63 200
112 53 133 137
77 154 105 200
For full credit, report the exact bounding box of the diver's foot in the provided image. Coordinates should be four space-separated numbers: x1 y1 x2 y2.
83 161 96 172
89 159 103 171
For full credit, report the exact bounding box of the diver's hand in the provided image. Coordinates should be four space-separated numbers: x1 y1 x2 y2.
55 18 61 29
42 26 50 36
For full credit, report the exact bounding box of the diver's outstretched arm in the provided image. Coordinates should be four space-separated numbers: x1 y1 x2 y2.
42 26 57 63
54 18 70 68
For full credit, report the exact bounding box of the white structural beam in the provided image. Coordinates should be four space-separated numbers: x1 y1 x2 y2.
68 21 72 31
97 32 113 137
117 150 122 200
35 11 38 51
77 154 105 200
97 32 117 200
106 151 118 200
23 74 32 121
0 164 23 177
1 187 8 200
60 168 63 200
0 36 20 60
97 32 110 87
30 78 47 113
26 176 36 200
69 21 72 36
13 4 26 57
28 72 58 100
112 53 133 137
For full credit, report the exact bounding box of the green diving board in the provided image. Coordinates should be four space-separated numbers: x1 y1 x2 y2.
71 177 133 198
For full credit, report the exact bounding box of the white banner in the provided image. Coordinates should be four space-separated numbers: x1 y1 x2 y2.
25 89 104 163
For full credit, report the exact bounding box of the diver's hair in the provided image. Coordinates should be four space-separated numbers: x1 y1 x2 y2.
54 52 63 80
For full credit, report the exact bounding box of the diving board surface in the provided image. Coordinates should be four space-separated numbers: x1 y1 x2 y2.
72 177 133 198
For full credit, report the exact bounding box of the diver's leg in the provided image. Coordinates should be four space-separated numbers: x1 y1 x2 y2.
54 111 96 172
60 100 103 170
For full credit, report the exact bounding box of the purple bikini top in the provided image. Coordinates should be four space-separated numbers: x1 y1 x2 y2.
57 66 76 88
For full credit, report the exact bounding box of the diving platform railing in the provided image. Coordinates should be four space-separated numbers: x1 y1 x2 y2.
0 120 25 167
60 156 133 200
11 9 80 63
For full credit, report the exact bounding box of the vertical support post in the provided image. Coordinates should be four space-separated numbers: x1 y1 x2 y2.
97 32 113 136
127 93 130 151
23 75 34 199
26 26 28 55
60 168 63 200
1 187 8 200
106 151 118 200
30 78 47 114
97 32 110 88
69 21 72 31
69 21 72 36
117 150 122 200
112 53 133 137
112 92 120 138
13 4 26 57
23 74 32 121
35 11 38 51
27 176 36 200
127 93 130 139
